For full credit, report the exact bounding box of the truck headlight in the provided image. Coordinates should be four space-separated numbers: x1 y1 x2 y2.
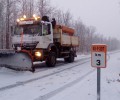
35 51 42 57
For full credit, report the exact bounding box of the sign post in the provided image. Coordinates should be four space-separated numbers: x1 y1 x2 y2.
91 44 107 100
97 68 101 100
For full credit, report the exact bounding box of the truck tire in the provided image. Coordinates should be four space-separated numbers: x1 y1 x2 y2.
68 51 75 63
64 51 74 63
64 58 69 62
46 52 56 67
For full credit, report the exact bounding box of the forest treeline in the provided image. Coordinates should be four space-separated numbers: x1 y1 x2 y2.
0 0 119 52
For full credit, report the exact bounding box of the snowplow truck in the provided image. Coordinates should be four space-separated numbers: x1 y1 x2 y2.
0 15 79 72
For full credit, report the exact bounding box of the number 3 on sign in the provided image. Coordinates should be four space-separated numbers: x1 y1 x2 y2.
96 60 101 66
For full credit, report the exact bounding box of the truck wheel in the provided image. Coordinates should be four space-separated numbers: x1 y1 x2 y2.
64 58 69 62
46 52 56 67
68 51 75 63
64 51 74 63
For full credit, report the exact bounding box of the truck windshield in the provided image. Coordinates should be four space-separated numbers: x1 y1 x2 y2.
14 25 42 35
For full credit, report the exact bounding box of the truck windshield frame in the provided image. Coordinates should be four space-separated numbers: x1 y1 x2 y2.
14 24 42 36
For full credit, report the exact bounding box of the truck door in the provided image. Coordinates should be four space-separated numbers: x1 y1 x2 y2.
42 22 53 48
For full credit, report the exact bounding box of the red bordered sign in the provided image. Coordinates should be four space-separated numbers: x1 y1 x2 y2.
91 44 107 68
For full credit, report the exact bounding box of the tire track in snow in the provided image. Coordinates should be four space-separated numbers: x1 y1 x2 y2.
0 58 90 92
34 69 96 100
0 51 115 92
34 53 114 100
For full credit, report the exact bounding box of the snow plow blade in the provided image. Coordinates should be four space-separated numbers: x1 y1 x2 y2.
0 50 34 72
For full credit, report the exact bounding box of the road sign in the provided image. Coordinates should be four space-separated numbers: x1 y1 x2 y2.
91 44 107 68
91 44 107 100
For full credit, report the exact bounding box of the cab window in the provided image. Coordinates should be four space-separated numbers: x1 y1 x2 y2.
42 23 51 35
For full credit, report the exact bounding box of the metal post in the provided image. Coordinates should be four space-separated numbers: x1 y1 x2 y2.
97 68 101 100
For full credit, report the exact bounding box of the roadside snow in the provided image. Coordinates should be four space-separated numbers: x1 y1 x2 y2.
0 52 120 100
0 54 90 88
48 52 120 100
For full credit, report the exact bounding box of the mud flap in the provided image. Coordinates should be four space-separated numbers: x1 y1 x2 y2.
0 51 34 72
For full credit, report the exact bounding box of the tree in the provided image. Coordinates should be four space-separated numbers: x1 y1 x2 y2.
5 0 20 49
0 0 4 49
36 0 54 17
52 9 63 24
0 0 119 52
62 10 72 26
74 19 86 53
5 0 12 49
19 0 34 17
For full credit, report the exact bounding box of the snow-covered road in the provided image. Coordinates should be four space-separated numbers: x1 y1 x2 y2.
48 52 120 100
0 52 120 100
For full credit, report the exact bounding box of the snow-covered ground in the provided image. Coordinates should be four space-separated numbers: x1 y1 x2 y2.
0 52 120 100
48 52 120 100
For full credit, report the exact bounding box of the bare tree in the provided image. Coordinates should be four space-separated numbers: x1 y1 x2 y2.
0 0 4 49
52 9 73 27
36 0 54 17
5 0 10 49
0 0 119 52
29 0 34 17
85 26 96 52
51 9 64 24
19 0 34 17
74 19 86 53
62 10 72 26
5 0 20 49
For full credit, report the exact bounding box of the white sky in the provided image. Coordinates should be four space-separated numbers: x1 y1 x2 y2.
51 0 120 40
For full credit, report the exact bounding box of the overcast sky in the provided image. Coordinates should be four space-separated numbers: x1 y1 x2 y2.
51 0 120 40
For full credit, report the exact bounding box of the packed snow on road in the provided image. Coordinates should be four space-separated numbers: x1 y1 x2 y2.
0 51 120 100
